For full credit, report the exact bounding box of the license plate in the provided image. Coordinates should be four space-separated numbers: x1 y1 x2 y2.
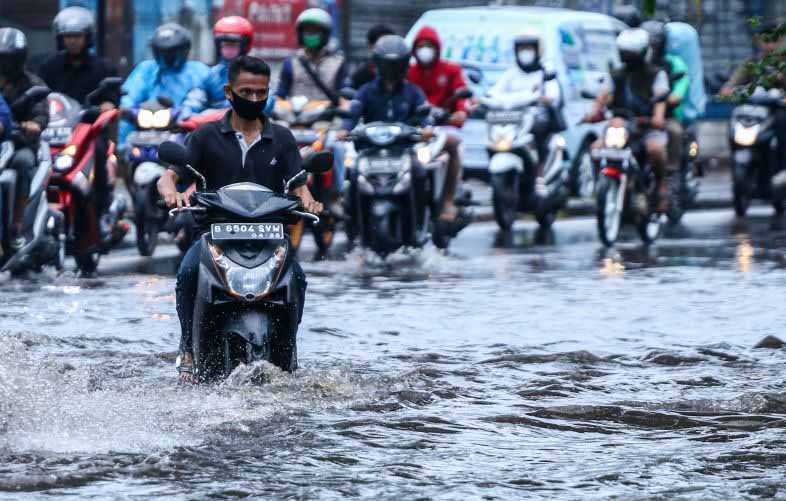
211 222 284 240
487 110 523 124
734 149 752 164
366 157 402 174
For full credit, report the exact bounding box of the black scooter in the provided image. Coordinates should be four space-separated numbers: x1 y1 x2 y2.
0 86 65 274
158 141 332 382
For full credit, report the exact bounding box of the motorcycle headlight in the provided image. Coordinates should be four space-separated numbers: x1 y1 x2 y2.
209 242 288 302
137 109 154 129
152 109 172 128
54 144 77 172
490 124 516 152
365 125 402 146
689 141 699 158
734 123 760 147
604 127 629 149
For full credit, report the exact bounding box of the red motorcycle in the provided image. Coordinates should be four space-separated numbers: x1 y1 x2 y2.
45 77 127 274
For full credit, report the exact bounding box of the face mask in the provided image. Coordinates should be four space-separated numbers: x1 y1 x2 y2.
220 44 241 61
517 48 537 67
303 33 324 50
229 89 267 120
415 46 436 65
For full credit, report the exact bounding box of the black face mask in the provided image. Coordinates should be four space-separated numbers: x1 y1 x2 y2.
229 89 267 120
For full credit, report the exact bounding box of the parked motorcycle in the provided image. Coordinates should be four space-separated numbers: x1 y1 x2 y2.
347 108 455 257
728 88 786 217
0 86 65 274
478 84 569 232
158 140 332 382
592 114 664 246
46 77 127 275
124 96 192 256
272 96 341 257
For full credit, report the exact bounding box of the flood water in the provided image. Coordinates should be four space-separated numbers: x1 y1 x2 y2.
2 209 786 499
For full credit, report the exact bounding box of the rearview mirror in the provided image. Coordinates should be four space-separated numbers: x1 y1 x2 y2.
580 90 597 100
12 85 51 116
455 88 473 99
544 71 557 81
87 77 124 105
303 150 333 174
158 141 187 168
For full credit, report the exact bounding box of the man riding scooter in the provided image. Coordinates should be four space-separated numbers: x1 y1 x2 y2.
487 32 566 199
156 56 322 383
587 28 672 214
407 26 472 235
276 8 347 209
120 22 209 150
40 6 123 238
181 15 274 119
0 28 49 252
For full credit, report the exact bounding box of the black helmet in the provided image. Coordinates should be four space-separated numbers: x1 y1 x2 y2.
640 20 667 63
372 35 410 84
151 23 191 70
613 5 642 28
0 28 28 80
53 6 95 50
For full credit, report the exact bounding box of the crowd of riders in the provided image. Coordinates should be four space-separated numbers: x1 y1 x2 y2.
0 4 780 255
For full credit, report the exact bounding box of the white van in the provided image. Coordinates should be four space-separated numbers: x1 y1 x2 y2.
406 6 626 195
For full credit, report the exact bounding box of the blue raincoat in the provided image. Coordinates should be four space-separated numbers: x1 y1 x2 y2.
0 95 10 141
666 22 707 124
180 60 275 119
119 59 210 147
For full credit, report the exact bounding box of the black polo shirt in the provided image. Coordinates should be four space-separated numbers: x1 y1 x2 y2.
39 52 117 104
175 110 304 193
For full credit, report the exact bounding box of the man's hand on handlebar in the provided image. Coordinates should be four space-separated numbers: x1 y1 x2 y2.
163 190 191 209
99 101 116 113
449 110 467 126
421 127 435 141
335 130 350 141
20 121 41 137
292 185 323 214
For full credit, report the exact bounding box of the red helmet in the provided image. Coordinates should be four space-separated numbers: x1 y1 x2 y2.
213 16 253 55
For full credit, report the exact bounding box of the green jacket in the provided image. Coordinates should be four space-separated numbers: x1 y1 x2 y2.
665 54 690 123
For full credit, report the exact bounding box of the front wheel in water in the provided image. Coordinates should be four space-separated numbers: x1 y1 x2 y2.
135 216 159 257
596 176 623 247
491 171 520 231
733 167 752 218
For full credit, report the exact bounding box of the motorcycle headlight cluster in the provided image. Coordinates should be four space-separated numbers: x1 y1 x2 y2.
54 144 77 172
604 127 629 149
734 123 760 147
365 125 402 146
137 108 172 129
416 144 433 165
209 242 288 302
489 124 516 152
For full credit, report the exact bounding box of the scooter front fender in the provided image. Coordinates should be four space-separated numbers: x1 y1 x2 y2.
489 152 524 174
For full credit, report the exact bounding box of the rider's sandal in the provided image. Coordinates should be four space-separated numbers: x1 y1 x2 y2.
176 353 195 383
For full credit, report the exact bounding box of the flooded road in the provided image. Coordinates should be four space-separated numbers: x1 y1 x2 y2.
2 208 786 499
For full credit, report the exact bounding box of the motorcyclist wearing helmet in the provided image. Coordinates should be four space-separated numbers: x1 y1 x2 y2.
350 23 395 90
341 34 428 135
488 33 565 196
0 27 49 250
119 22 209 148
181 16 274 118
588 28 671 213
642 20 689 181
407 26 471 229
276 8 348 202
39 6 118 105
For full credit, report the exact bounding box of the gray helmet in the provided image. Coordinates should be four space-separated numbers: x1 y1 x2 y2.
0 28 28 79
151 23 191 70
372 34 410 84
53 6 95 50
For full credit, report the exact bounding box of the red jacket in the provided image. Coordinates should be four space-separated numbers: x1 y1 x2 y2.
407 26 468 113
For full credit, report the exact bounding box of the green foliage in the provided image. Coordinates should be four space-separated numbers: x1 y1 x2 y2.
722 19 786 101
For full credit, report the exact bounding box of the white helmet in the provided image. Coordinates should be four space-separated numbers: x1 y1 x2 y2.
616 28 651 65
